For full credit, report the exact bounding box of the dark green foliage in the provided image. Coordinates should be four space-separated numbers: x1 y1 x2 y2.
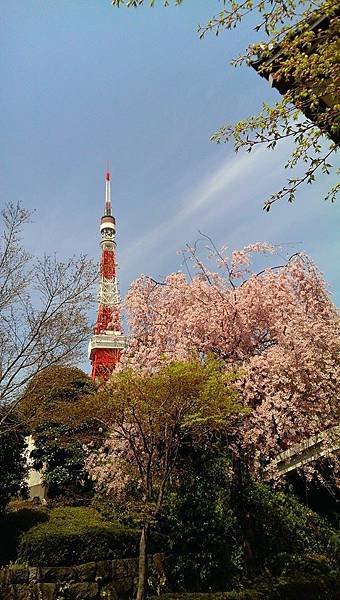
270 572 340 600
158 445 338 595
0 507 48 566
21 366 96 423
31 423 94 502
270 569 339 598
249 555 340 599
21 365 99 503
0 414 28 512
18 506 163 566
159 447 244 593
18 506 139 565
238 481 339 574
269 551 339 578
153 556 340 598
153 568 340 600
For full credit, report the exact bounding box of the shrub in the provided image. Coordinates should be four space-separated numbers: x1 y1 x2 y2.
159 448 244 593
271 570 340 600
269 554 340 599
0 413 28 512
270 552 337 578
159 448 339 594
239 481 339 572
18 506 145 566
0 507 48 566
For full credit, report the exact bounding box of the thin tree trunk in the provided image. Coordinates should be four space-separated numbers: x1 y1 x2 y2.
136 522 149 600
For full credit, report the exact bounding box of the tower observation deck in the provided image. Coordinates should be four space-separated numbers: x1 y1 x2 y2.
88 165 125 380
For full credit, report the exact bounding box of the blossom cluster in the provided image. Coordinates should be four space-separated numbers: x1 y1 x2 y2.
85 432 142 499
121 244 339 474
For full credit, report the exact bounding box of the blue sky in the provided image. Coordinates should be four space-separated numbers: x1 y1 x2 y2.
2 0 339 321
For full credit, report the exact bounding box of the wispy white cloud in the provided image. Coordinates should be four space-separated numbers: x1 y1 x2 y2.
120 143 284 271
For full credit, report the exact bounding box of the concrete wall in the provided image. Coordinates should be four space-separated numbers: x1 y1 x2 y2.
25 435 47 502
0 554 166 599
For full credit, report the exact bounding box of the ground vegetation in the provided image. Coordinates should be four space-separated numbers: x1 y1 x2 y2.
17 506 146 566
157 445 338 593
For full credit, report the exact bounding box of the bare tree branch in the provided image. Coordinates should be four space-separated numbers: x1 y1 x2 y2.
0 203 97 429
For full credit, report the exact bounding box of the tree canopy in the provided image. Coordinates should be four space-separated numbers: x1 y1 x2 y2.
86 357 243 599
122 241 340 479
20 365 96 433
0 412 27 512
20 366 98 502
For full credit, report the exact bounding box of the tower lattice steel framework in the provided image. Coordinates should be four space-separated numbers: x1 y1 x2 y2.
88 165 125 380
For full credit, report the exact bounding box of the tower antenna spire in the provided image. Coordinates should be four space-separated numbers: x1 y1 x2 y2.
88 164 125 381
105 160 112 216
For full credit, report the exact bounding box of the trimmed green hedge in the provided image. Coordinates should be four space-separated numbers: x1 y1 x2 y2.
0 507 48 566
18 506 144 566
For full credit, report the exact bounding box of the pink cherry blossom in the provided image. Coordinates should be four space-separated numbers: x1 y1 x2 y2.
121 243 339 477
85 431 142 499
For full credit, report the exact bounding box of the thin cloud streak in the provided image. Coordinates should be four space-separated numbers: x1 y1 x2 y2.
120 144 283 271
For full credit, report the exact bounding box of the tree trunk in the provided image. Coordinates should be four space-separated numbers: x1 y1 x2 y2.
136 522 149 600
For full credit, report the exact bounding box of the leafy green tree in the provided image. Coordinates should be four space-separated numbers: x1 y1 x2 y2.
0 203 96 427
111 0 339 209
20 365 99 503
30 424 94 502
0 413 27 512
159 453 338 594
159 445 244 593
86 358 244 600
20 365 96 431
237 480 338 574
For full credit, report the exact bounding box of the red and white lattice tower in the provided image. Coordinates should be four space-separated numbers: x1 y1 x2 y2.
88 164 125 381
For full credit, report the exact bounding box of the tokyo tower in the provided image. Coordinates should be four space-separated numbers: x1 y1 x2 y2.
88 164 125 380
